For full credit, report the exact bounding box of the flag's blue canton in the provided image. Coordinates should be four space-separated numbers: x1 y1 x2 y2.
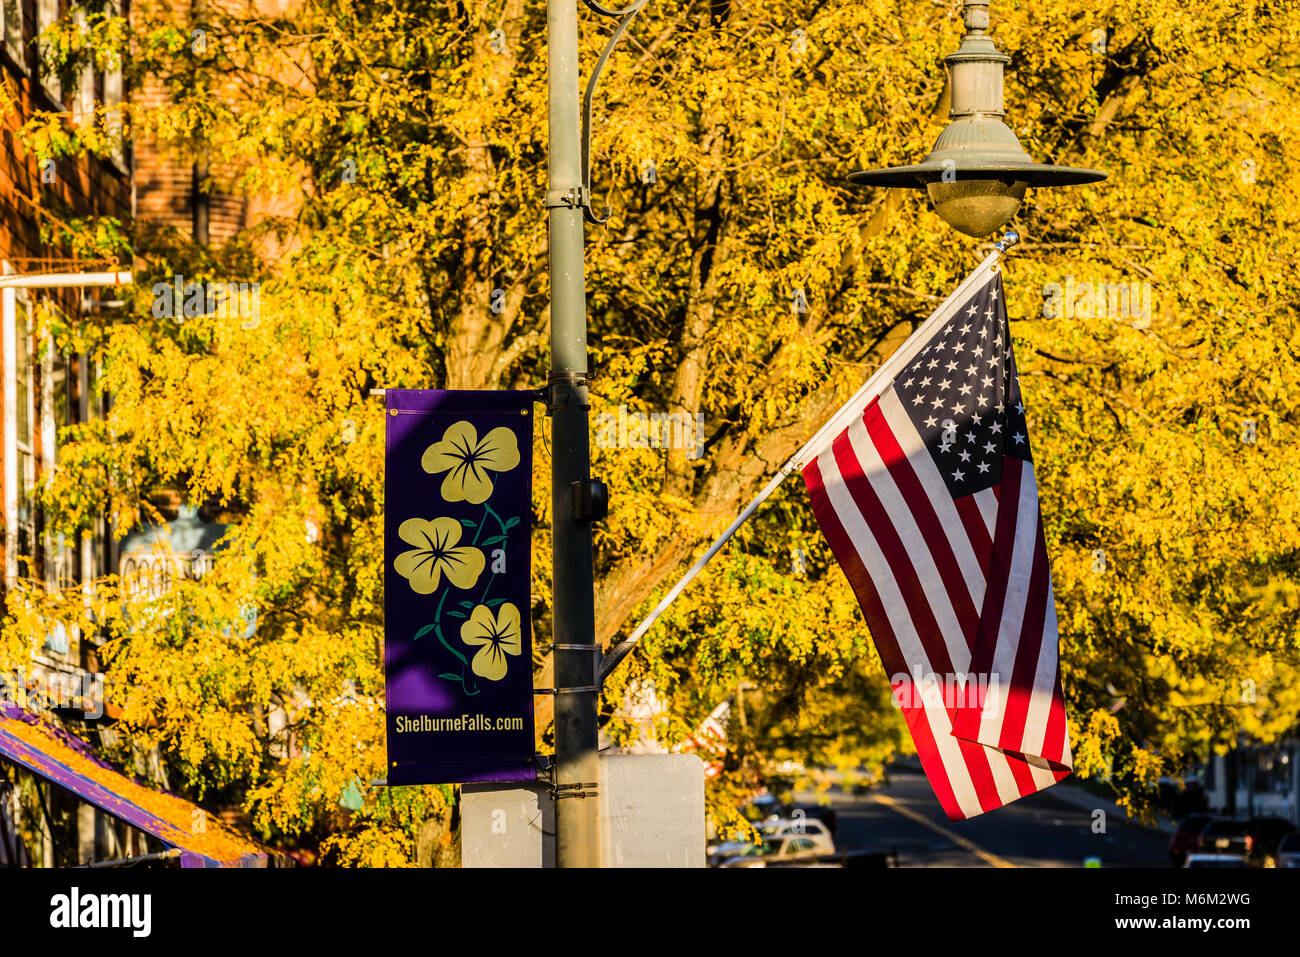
894 273 1031 498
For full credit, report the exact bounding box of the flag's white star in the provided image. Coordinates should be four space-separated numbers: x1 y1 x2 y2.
931 396 946 409
928 358 940 369
991 421 1003 434
945 360 958 372
939 442 952 453
920 376 933 388
977 461 990 473
904 377 914 389
959 383 973 396
965 431 976 443
990 288 999 301
952 469 965 481
973 345 984 357
950 402 965 414
984 308 994 320
966 364 979 376
970 412 982 424
977 394 989 407
953 341 966 354
966 304 978 316
924 415 938 428
938 378 951 391
1013 432 1026 444
959 450 971 462
959 323 972 335
981 375 994 388
983 441 996 454
912 393 926 406
1016 402 1025 414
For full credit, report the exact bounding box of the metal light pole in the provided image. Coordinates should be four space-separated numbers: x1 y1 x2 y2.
546 0 602 869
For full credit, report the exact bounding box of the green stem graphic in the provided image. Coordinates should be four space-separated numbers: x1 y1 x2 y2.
422 585 480 696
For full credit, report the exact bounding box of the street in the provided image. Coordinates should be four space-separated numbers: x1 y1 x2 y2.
813 767 1172 868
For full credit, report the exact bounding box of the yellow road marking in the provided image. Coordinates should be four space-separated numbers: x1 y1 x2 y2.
872 793 1015 868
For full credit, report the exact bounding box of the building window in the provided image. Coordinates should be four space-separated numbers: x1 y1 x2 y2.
1 0 23 67
6 289 37 581
103 2 124 169
36 0 61 103
72 8 94 124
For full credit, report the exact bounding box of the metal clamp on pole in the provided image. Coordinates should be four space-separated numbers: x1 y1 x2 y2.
544 186 590 210
553 781 599 800
533 685 602 695
545 370 590 412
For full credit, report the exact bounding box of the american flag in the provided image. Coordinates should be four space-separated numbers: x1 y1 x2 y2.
801 260 1071 821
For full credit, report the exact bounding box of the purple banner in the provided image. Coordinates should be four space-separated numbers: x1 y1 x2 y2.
384 390 536 784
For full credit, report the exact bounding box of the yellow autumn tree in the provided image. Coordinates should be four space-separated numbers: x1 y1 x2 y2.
3 0 1298 861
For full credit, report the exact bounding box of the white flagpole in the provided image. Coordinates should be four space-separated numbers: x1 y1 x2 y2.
598 232 1018 682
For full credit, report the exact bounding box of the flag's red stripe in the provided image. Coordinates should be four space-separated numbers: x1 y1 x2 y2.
1001 750 1039 796
952 457 1023 745
997 512 1050 754
864 400 980 641
829 426 958 679
953 494 993 578
1041 673 1069 766
802 448 909 676
899 698 968 822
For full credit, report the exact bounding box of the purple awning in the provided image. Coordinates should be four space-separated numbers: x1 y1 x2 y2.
0 706 269 867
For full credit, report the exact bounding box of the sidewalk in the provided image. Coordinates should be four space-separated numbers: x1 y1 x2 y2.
1048 782 1177 835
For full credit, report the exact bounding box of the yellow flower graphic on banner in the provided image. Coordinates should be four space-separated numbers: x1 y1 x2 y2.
460 603 522 681
392 518 485 594
421 421 520 504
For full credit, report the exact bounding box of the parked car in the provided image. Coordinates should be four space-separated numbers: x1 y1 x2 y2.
1184 853 1250 869
1197 819 1252 860
719 834 828 867
1169 814 1217 867
760 817 836 854
707 840 760 868
1245 817 1293 868
1275 832 1300 869
791 804 840 840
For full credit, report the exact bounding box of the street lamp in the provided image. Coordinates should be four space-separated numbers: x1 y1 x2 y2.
849 0 1106 236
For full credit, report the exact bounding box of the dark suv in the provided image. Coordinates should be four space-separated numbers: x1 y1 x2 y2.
1197 819 1252 860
